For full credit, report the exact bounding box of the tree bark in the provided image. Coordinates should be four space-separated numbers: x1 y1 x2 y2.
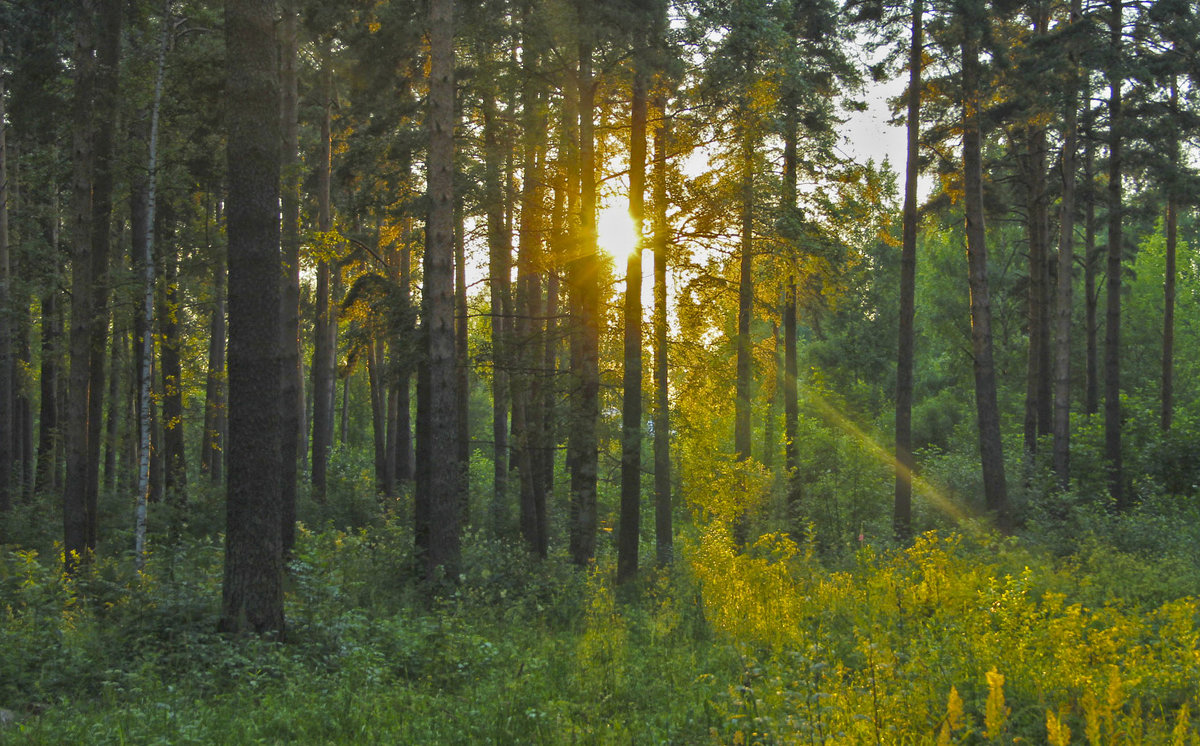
483 82 511 532
1083 104 1099 416
0 50 11 515
455 195 469 488
734 125 754 464
419 0 463 579
135 5 167 565
396 234 413 483
201 230 227 485
279 0 302 553
1161 77 1177 432
221 0 284 635
310 56 336 502
158 236 187 505
1104 0 1124 508
1020 124 1051 456
617 55 647 585
652 92 673 567
1052 0 1080 486
568 25 600 566
961 25 1009 528
894 0 922 541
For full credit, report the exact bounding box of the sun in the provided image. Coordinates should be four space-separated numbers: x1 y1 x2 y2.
596 204 640 262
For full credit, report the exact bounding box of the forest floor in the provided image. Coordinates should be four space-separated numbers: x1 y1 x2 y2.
3 501 1200 744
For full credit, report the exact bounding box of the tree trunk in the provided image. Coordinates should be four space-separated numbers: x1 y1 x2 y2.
483 84 510 532
279 0 302 554
419 0 463 579
1052 0 1080 486
1104 0 1124 508
653 93 673 566
82 0 122 552
202 234 227 485
310 57 335 502
35 285 61 496
102 313 122 495
894 0 922 541
568 26 600 566
220 0 284 635
1020 123 1051 457
734 125 754 464
961 26 1009 528
455 196 469 504
1083 106 1099 416
368 338 388 493
134 5 167 564
158 237 187 506
1161 77 1177 432
617 56 647 585
396 235 413 483
0 51 11 515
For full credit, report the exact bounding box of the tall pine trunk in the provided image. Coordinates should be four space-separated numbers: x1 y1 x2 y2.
419 0 463 579
221 0 284 635
961 25 1009 528
483 86 511 532
1083 106 1099 416
1052 0 1080 485
201 225 227 485
734 125 754 464
158 238 187 505
310 57 336 502
0 50 11 515
1161 77 1177 432
568 25 600 566
1104 0 1124 508
617 55 647 585
893 0 922 540
652 92 673 566
279 0 302 553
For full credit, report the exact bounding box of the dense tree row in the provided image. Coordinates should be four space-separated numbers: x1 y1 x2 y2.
0 0 1196 634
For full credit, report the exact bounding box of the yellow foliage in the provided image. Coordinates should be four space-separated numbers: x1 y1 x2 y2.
1047 707 1072 746
984 668 1008 740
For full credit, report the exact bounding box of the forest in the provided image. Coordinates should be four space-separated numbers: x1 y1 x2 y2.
1 0 1200 741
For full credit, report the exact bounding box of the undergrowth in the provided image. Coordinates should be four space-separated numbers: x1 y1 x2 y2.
2 504 1200 743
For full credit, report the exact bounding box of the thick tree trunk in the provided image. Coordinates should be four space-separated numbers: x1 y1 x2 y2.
134 9 166 564
64 0 100 564
894 0 922 541
1021 124 1051 456
419 0 463 579
82 0 122 551
310 58 336 502
1104 0 1124 508
652 93 673 566
220 0 284 635
279 0 302 553
512 11 548 556
1052 0 1080 486
568 28 600 566
617 59 647 585
961 28 1009 528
